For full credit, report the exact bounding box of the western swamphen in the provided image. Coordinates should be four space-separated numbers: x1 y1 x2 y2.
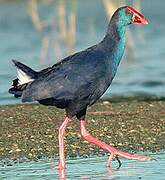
9 6 150 170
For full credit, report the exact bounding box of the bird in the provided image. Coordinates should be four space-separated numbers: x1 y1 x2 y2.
9 6 150 170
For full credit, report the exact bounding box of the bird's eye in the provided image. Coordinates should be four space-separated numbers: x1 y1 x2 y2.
126 9 132 16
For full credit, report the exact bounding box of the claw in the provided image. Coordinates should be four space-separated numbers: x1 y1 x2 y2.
107 154 122 170
115 155 122 169
150 157 157 161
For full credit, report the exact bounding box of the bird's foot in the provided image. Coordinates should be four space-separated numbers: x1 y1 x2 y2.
52 163 66 170
107 149 152 169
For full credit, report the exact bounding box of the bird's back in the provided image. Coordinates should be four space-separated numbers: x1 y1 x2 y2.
22 44 112 111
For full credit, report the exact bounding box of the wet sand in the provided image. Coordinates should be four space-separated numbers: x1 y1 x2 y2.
0 100 165 160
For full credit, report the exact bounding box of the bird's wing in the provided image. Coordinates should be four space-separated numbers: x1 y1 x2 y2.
22 47 108 103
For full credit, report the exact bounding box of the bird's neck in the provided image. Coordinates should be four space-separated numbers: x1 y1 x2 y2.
102 22 126 75
106 21 126 41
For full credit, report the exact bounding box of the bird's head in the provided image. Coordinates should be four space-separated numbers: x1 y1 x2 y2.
113 6 148 26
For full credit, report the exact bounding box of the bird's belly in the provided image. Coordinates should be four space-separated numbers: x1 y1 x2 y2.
38 98 71 108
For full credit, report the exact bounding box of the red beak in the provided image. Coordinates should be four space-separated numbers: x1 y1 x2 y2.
127 6 148 25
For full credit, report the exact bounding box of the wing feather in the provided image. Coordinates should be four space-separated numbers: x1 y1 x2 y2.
22 47 108 104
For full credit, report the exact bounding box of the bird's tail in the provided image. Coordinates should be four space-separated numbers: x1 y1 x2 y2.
9 60 37 98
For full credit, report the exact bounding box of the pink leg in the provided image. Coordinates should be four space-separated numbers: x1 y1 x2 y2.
54 117 71 170
80 120 151 168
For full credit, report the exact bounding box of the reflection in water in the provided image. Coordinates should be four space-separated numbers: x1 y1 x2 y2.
58 168 66 179
1 154 164 179
57 166 119 179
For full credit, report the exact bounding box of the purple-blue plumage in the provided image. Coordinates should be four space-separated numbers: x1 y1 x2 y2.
9 6 150 170
9 6 147 119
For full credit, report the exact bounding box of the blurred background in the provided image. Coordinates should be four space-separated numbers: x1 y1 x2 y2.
0 0 165 105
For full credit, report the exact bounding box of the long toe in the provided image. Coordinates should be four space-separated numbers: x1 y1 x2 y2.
114 149 152 161
52 165 66 170
131 154 152 161
107 150 151 170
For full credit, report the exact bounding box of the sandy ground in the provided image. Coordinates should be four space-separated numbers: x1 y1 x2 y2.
0 100 165 160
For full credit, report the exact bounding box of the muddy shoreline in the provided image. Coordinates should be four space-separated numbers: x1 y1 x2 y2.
0 100 165 160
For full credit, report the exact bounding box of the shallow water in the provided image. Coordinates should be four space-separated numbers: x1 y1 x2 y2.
0 153 165 180
0 0 165 105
